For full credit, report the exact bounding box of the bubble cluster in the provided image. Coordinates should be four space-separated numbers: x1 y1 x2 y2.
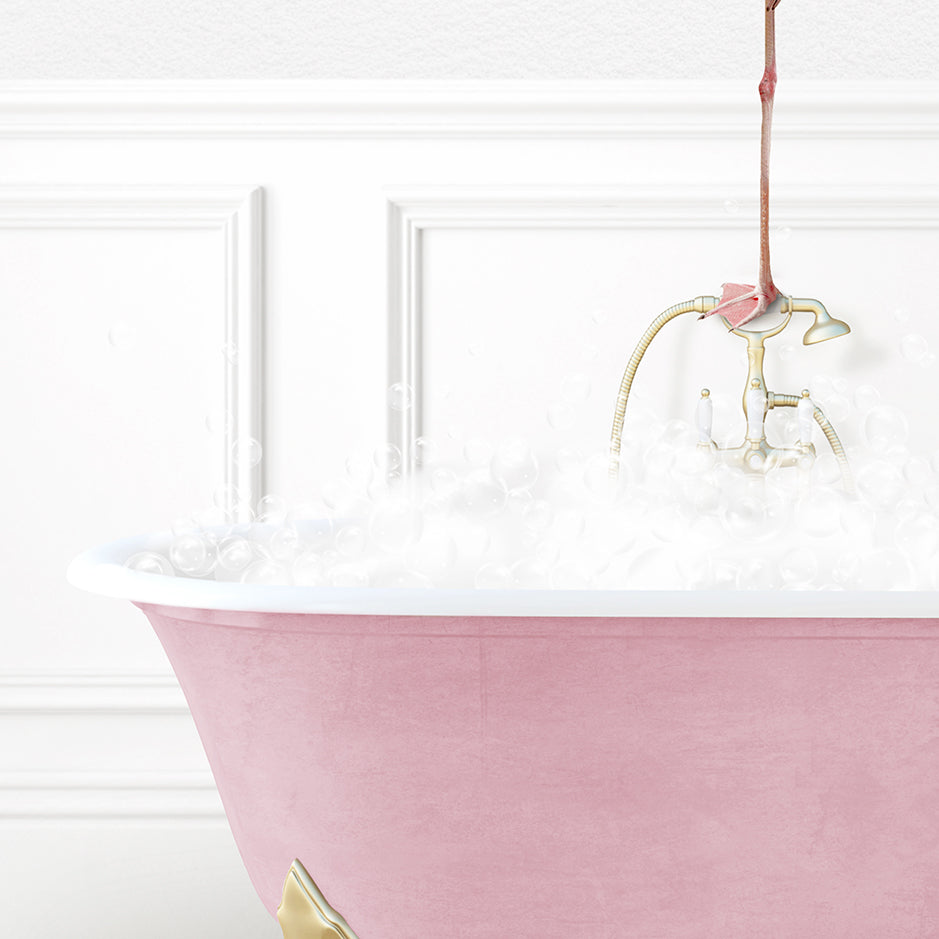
125 377 939 591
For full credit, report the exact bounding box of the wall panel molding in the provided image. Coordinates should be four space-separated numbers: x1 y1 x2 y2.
0 772 222 821
387 183 939 466
0 184 264 513
0 80 938 139
0 673 221 821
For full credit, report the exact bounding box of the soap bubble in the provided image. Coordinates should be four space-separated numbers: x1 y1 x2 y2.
903 457 932 488
491 439 539 492
169 533 212 574
863 406 908 454
550 561 593 590
212 483 244 511
221 341 239 364
892 307 911 325
554 448 582 475
674 445 715 478
506 488 533 516
449 518 491 567
511 559 549 589
463 437 494 467
899 333 929 363
723 199 740 215
458 471 507 519
292 552 326 586
330 565 370 588
125 551 174 576
335 525 367 558
387 382 413 411
374 443 402 474
192 507 230 541
895 514 939 558
856 461 906 512
370 497 423 551
344 452 373 484
583 453 614 500
796 489 843 539
560 373 591 404
737 557 782 590
231 437 262 468
811 453 842 488
780 550 818 587
522 499 553 532
322 477 358 513
684 475 723 515
855 549 915 591
217 536 254 573
256 494 288 524
822 394 851 424
840 501 876 541
429 467 459 500
413 436 437 467
269 526 302 562
241 560 288 585
722 494 767 541
624 547 681 590
546 402 576 430
853 385 880 413
578 340 599 362
373 569 433 589
410 523 457 577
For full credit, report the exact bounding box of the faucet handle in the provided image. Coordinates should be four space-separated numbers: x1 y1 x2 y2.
695 388 713 444
797 389 814 445
746 379 767 441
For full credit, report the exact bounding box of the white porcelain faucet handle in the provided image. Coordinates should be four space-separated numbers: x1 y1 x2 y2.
797 389 814 445
696 389 713 444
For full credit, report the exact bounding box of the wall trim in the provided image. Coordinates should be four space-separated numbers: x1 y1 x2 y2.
0 80 937 139
386 183 939 467
0 671 186 714
0 772 222 821
0 184 264 514
0 673 223 821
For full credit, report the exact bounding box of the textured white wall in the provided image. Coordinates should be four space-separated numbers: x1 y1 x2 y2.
0 0 935 80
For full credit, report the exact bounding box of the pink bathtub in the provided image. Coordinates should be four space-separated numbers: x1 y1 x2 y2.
70 535 939 937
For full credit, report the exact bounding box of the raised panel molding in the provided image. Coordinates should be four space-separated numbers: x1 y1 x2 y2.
0 185 264 513
0 81 938 139
0 673 221 821
0 184 263 823
387 184 939 467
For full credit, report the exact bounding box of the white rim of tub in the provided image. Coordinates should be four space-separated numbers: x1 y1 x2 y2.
67 531 939 619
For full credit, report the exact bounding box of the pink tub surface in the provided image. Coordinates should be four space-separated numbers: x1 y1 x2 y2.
70 540 939 937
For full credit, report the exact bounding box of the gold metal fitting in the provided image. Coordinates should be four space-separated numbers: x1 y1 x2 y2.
277 859 360 939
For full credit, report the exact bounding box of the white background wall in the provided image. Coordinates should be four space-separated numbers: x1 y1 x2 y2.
1 3 938 938
0 0 935 80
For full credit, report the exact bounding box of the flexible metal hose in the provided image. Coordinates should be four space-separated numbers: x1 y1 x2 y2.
609 297 717 480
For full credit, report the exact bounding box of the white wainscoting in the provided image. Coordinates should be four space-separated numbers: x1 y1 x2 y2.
1 81 937 938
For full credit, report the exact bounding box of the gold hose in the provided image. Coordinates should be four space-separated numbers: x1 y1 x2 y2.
609 296 718 480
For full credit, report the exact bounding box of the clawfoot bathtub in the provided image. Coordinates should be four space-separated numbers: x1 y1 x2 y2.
70 535 939 937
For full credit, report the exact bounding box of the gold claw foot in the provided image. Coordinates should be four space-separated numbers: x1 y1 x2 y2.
277 860 360 939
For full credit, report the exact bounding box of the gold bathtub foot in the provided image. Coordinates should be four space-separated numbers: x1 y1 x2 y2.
277 859 360 939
